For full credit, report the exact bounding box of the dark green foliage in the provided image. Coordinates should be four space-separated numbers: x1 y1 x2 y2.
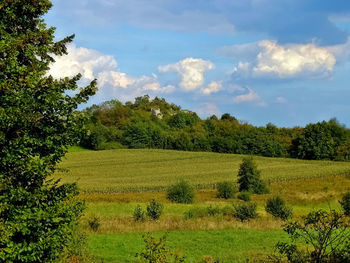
80 96 350 161
168 111 200 129
335 142 350 161
237 191 251 202
146 200 163 220
136 233 185 263
134 205 146 222
265 196 293 220
271 210 350 262
340 191 350 216
291 119 348 160
237 158 269 194
216 181 236 199
233 203 258 222
167 180 195 204
88 216 101 232
0 1 96 261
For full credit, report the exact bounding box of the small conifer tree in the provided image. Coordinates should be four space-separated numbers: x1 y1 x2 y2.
237 157 268 194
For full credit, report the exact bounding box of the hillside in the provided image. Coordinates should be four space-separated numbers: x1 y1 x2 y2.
55 148 350 192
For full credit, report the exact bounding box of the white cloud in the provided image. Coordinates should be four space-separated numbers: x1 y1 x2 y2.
253 40 336 78
227 40 336 79
50 44 117 81
158 57 215 91
201 81 222 95
49 44 174 101
233 88 265 106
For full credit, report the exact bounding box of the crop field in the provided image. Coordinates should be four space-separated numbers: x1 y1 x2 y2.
56 149 350 193
56 148 350 262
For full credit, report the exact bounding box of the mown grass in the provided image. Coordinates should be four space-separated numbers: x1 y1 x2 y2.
88 229 288 263
55 149 350 193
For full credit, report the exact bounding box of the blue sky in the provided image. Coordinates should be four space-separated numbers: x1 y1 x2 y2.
45 0 350 127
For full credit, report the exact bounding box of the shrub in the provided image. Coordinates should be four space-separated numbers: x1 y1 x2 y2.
265 196 293 220
270 209 350 262
237 157 269 194
88 216 100 232
136 233 185 263
339 191 350 216
206 205 221 217
216 181 236 199
167 180 195 204
233 203 258 222
134 205 146 222
237 191 251 202
146 200 163 220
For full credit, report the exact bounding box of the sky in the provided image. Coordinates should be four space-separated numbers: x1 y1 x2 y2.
45 0 350 127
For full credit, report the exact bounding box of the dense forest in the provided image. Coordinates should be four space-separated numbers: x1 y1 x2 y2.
80 95 350 161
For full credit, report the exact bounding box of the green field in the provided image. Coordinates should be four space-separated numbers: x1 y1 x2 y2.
56 149 350 192
88 229 288 263
57 149 350 262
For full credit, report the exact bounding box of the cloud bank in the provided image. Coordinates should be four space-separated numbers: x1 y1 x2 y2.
50 44 173 101
226 40 336 79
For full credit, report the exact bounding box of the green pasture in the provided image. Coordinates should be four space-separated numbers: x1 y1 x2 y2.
88 229 288 263
55 149 350 193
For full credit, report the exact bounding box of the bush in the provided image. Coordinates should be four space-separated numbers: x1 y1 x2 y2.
233 203 258 222
237 157 269 194
237 191 251 202
206 205 221 217
136 233 185 263
270 210 350 262
167 180 195 204
146 200 163 220
340 191 350 216
88 216 100 232
265 196 293 220
134 205 146 222
216 181 236 199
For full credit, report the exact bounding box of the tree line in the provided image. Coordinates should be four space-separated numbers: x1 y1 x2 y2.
80 95 350 161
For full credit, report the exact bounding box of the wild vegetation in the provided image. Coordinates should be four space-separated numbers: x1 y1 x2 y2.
79 95 350 161
55 148 350 262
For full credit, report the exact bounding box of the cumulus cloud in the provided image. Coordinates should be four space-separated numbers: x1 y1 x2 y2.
49 44 174 101
50 44 117 81
232 87 265 106
158 58 215 91
228 40 336 79
201 81 222 95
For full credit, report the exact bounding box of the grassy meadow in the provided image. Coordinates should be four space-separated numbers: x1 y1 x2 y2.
58 148 350 262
